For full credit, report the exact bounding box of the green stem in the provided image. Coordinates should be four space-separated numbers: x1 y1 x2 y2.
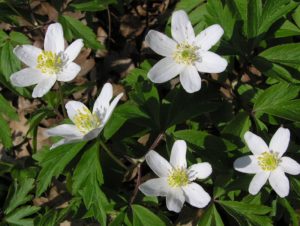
58 82 67 118
99 140 127 170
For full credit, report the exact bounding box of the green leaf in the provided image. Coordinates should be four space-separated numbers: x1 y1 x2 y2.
58 15 103 50
198 204 224 226
9 31 30 45
70 0 116 12
72 142 103 193
278 198 299 226
4 178 35 214
103 101 150 140
173 129 237 152
259 44 300 69
0 40 30 97
73 141 107 224
258 0 297 35
222 111 251 141
4 205 40 226
33 142 86 196
0 41 20 80
252 57 300 84
253 82 300 121
247 0 262 38
0 114 13 148
274 20 300 38
132 205 166 226
292 5 300 28
218 200 273 226
0 94 18 120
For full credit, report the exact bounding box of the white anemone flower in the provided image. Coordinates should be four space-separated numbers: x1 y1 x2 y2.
139 140 212 213
145 10 227 93
45 83 123 149
234 127 300 197
11 23 83 98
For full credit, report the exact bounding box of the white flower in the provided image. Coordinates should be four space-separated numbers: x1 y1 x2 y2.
139 140 212 213
145 10 227 93
10 23 83 98
45 83 123 149
234 127 300 197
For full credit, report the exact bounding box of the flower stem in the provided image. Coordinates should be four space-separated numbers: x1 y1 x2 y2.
58 82 67 118
99 139 127 170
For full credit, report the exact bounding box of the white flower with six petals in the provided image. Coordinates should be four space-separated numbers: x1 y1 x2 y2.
11 23 83 97
139 140 212 212
234 127 300 197
145 10 227 93
45 83 123 149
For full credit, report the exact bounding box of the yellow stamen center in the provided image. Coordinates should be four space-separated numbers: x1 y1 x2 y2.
73 107 101 134
257 151 280 171
167 168 189 187
172 42 199 65
36 51 62 75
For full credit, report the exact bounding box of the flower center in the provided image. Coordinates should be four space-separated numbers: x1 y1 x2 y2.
172 42 199 65
36 51 63 75
257 151 280 171
167 168 189 187
73 107 101 134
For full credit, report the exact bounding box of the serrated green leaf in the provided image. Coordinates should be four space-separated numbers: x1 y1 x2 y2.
0 114 13 148
58 15 103 50
259 44 300 69
72 142 103 193
4 205 40 226
132 205 166 226
9 31 30 45
0 94 18 120
218 200 272 226
33 142 86 196
253 82 300 121
4 178 35 214
198 204 224 226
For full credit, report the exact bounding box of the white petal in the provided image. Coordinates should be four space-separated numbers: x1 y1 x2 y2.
269 168 290 198
248 171 269 195
50 137 82 150
145 30 177 57
188 162 212 181
233 155 260 174
195 51 227 73
179 66 201 93
166 188 185 213
65 101 90 123
269 127 290 157
280 157 300 175
57 62 81 82
32 77 56 98
182 182 211 208
102 93 123 125
145 150 172 178
13 45 42 67
83 127 102 140
44 23 65 54
171 10 195 44
93 83 113 115
139 178 170 197
170 140 187 169
64 39 84 63
194 24 224 51
243 131 269 155
10 68 43 87
45 124 83 137
148 57 184 83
